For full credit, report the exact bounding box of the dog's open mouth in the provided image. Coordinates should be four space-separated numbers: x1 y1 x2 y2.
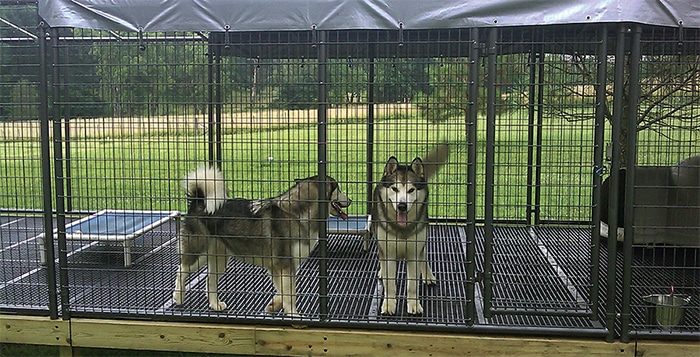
332 201 349 220
397 212 408 227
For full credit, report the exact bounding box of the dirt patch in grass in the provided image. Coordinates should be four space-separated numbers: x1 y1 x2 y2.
0 104 415 140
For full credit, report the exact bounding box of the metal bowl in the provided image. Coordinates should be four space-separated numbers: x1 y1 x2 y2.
642 294 691 329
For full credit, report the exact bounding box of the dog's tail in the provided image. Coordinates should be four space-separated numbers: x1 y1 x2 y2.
422 143 451 180
183 166 228 214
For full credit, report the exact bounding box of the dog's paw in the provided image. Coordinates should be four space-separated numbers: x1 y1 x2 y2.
209 300 227 311
173 290 185 306
407 300 424 315
285 311 301 318
424 272 436 285
266 295 283 313
381 298 397 315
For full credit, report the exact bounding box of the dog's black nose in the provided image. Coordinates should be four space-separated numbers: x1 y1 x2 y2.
397 202 408 212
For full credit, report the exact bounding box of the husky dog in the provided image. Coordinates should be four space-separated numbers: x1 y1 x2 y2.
173 166 351 316
371 144 450 315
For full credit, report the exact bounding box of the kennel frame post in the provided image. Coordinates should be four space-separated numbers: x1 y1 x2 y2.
589 25 608 323
465 27 479 326
525 45 545 226
526 48 537 226
604 24 627 343
619 24 641 344
317 29 330 321
366 49 375 215
38 21 60 319
366 47 375 214
61 41 73 213
211 44 223 168
206 42 214 165
482 27 498 319
50 26 73 319
533 47 545 226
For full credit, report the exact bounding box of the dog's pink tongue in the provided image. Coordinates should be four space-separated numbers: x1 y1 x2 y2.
397 212 408 227
340 210 349 220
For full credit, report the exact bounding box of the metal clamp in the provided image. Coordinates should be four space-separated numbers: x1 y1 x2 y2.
594 165 608 177
311 24 318 48
224 25 231 50
137 27 145 51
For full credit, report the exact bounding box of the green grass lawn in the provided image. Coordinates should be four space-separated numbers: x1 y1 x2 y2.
2 109 692 223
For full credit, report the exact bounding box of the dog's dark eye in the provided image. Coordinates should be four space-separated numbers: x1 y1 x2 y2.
391 187 399 193
408 188 415 194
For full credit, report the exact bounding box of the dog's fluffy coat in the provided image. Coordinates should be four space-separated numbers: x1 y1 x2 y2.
173 166 350 316
371 144 450 315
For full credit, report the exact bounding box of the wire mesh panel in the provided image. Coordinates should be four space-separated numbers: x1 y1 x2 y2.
47 30 209 316
624 26 699 336
480 26 602 328
0 4 51 312
160 29 476 326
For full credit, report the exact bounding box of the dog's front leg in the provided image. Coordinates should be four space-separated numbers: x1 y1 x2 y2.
206 254 229 311
281 270 299 317
174 255 202 305
267 273 284 314
269 269 299 316
419 239 436 285
405 258 424 315
379 258 398 315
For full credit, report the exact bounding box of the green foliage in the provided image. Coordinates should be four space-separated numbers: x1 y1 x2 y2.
270 61 318 109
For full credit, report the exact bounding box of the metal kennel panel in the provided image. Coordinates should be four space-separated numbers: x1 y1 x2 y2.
481 27 602 324
0 3 57 315
200 29 476 325
620 25 700 340
0 216 52 312
47 29 211 318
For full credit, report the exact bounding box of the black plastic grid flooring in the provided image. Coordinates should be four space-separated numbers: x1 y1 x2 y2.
1 214 698 335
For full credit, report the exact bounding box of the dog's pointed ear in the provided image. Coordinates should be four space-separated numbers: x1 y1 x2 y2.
383 156 399 176
411 157 424 177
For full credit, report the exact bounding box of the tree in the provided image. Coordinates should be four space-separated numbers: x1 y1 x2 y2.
374 58 430 104
271 60 317 109
0 5 39 120
547 52 700 166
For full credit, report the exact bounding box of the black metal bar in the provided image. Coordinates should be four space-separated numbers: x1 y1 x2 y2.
61 37 72 212
38 21 58 320
533 46 545 226
526 48 537 226
465 27 479 326
64 115 72 212
214 47 223 168
206 44 215 167
630 330 700 340
142 311 610 339
605 24 627 343
366 47 375 215
489 307 592 317
589 25 608 322
620 24 641 344
0 0 37 5
317 29 329 321
483 27 498 319
50 27 71 319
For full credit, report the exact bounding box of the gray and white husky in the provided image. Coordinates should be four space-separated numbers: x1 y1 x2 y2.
371 144 450 315
173 166 351 316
